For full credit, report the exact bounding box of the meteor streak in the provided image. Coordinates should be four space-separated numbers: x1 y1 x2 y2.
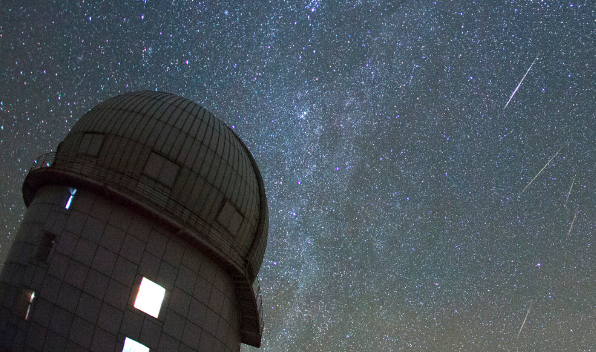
517 303 532 338
567 209 578 238
504 56 539 109
519 146 562 195
564 174 576 208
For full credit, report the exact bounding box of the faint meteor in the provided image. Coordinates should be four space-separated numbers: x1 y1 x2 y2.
564 174 576 208
519 146 562 195
504 56 539 109
567 209 578 238
517 303 532 338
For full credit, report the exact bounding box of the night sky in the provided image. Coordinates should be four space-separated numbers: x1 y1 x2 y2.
2 1 596 351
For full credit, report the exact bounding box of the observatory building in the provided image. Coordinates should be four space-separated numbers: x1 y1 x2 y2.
0 91 268 351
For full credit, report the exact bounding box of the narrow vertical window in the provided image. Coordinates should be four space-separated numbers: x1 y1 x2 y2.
36 232 57 262
15 288 35 320
65 188 77 209
122 337 150 352
134 277 166 318
25 291 35 320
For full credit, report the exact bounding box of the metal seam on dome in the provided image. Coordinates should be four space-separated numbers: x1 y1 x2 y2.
63 91 266 270
180 107 195 132
159 96 179 120
136 94 161 115
122 110 141 136
202 112 215 148
186 106 201 138
146 98 166 120
121 93 143 111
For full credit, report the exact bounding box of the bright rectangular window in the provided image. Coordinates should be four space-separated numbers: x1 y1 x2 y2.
122 337 150 352
134 277 165 318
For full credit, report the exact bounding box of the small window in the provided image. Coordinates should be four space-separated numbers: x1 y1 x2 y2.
65 188 77 209
78 133 104 156
36 232 57 262
14 287 35 320
142 152 180 188
122 337 150 352
134 277 165 318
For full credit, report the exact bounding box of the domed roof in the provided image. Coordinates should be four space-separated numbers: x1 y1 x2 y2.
49 91 267 280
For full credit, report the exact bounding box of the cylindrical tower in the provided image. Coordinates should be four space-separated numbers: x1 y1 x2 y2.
0 91 268 352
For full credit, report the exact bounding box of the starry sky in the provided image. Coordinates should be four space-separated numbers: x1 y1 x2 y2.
1 1 596 351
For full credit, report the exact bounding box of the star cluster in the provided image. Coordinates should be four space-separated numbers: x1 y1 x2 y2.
1 1 595 351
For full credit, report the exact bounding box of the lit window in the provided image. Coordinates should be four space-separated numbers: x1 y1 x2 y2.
134 277 165 318
65 188 77 209
122 337 150 352
15 288 35 320
25 291 35 320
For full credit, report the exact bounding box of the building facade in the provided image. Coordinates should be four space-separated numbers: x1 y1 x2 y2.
0 91 268 352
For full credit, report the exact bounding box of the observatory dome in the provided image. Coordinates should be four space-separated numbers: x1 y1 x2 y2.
25 91 268 281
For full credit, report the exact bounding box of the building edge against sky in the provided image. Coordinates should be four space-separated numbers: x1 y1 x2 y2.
0 91 268 351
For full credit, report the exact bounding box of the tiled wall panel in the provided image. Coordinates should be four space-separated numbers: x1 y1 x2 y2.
0 186 242 351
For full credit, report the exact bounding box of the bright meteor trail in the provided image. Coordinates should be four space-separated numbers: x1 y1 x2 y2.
564 174 576 208
517 303 532 338
519 146 563 195
504 56 539 109
567 209 578 238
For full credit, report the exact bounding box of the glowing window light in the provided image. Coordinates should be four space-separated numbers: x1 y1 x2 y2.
65 188 77 209
134 277 165 318
122 337 150 352
25 291 35 320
